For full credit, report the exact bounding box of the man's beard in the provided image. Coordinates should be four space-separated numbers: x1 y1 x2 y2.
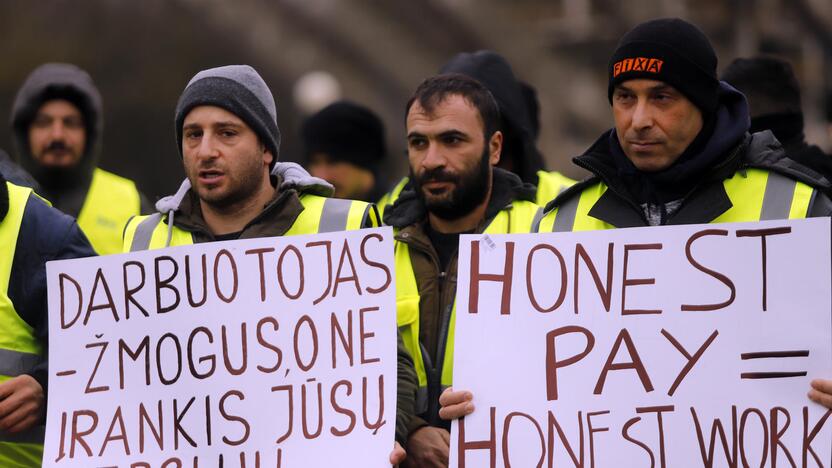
188 158 267 211
411 147 491 221
30 141 87 190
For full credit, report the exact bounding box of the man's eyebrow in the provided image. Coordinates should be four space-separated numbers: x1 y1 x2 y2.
407 131 426 139
438 129 468 139
649 84 676 93
214 121 243 128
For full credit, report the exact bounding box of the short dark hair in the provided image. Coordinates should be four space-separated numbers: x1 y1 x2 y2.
405 73 501 140
721 56 802 117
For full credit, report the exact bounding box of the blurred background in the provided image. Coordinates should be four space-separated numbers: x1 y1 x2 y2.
1 0 830 201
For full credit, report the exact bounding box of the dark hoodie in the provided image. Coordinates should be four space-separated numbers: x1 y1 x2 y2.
750 113 832 184
440 51 546 185
548 82 832 225
11 63 107 216
0 148 40 191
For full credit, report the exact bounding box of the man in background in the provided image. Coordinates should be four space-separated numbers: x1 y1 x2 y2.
302 100 389 202
10 62 150 255
722 55 832 181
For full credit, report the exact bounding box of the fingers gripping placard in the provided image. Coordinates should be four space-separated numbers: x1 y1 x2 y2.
452 219 832 468
45 228 397 467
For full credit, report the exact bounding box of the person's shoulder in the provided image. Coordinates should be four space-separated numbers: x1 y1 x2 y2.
541 176 603 214
742 131 832 196
20 193 93 256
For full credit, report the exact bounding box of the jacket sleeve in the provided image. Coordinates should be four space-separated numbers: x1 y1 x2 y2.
395 330 417 445
8 194 97 400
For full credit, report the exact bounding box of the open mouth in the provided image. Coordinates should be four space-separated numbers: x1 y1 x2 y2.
198 169 225 185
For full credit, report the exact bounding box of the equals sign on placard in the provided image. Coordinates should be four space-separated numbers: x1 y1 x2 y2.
740 350 809 379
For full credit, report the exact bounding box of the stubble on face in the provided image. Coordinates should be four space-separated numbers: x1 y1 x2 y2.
182 106 273 213
411 143 490 220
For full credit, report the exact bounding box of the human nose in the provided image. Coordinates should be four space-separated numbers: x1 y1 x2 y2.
49 121 66 140
631 99 654 131
420 141 445 171
195 134 219 160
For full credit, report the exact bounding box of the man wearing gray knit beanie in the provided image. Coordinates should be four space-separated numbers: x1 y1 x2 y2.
124 64 380 243
121 64 415 465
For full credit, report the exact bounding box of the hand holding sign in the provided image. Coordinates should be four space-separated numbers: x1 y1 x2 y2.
0 374 44 434
438 387 474 421
809 379 832 409
45 228 398 467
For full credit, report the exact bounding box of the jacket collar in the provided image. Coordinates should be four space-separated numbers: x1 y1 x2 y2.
171 185 304 240
565 130 748 227
566 126 832 228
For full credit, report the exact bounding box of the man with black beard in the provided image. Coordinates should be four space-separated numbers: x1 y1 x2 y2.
384 74 541 467
10 63 151 255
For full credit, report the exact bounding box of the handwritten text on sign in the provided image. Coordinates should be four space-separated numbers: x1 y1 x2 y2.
451 219 832 467
45 227 397 467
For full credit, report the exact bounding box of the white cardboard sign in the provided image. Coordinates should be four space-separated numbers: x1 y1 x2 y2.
452 218 832 468
44 227 397 467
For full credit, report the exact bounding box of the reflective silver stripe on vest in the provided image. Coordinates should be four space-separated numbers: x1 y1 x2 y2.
415 387 429 414
318 198 352 233
531 207 546 233
0 348 40 378
0 425 45 445
129 213 164 252
552 196 580 232
760 172 797 220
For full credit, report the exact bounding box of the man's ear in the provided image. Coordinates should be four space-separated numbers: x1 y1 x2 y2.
263 144 274 168
488 130 503 167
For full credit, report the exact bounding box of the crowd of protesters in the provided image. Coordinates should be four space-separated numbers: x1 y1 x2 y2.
0 16 831 467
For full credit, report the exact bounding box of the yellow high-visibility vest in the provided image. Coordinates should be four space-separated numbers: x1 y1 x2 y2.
535 170 576 206
0 182 46 466
77 168 142 255
377 177 409 221
537 168 817 232
378 171 575 222
395 200 541 414
123 193 374 251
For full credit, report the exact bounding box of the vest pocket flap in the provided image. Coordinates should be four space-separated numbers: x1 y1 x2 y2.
396 295 420 327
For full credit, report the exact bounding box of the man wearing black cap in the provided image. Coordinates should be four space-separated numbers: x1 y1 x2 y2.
440 17 832 423
722 56 832 182
302 100 388 202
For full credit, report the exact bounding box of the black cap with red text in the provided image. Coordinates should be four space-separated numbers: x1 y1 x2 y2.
608 18 719 114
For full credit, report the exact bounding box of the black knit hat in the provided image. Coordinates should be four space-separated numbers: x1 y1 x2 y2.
175 65 280 166
301 101 386 171
608 18 719 114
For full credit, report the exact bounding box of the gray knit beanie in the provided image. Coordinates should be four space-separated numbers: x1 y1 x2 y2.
175 65 280 165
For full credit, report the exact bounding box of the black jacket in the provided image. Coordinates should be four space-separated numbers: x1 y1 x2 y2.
1 172 96 397
548 83 832 226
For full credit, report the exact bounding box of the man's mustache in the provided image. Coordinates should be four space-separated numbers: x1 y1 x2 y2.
418 167 457 184
44 140 70 152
